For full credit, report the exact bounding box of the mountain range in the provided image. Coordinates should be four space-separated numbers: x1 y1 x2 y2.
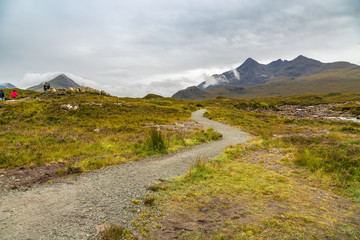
0 83 17 89
27 74 80 92
173 55 360 100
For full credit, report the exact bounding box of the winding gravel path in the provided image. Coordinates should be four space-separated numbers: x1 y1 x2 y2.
0 109 250 240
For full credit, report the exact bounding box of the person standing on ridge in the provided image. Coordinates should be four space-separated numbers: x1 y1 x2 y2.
44 83 48 94
10 90 18 99
0 90 4 100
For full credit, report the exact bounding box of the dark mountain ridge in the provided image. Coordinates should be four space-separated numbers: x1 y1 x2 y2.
173 55 360 100
197 55 326 90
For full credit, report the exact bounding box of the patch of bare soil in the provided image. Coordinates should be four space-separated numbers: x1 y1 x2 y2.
150 200 261 240
0 163 67 193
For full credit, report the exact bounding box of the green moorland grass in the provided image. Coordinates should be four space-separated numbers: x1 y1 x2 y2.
0 93 220 172
140 147 360 239
203 93 360 200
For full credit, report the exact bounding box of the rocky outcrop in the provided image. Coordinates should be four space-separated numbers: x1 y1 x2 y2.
48 87 110 96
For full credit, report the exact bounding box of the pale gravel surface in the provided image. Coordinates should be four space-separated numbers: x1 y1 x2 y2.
0 109 251 240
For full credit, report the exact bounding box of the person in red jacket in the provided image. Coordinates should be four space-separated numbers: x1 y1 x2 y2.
10 90 18 99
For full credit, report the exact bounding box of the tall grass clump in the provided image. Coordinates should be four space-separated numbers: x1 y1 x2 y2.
147 128 167 153
186 155 210 181
99 224 138 240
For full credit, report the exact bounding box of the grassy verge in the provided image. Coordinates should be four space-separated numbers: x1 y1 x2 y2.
136 145 360 239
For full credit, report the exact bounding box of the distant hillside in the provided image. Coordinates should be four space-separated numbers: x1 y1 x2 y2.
172 86 212 100
0 83 17 89
172 56 360 100
27 74 80 92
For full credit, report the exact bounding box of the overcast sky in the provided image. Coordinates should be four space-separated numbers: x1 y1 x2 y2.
1 0 359 97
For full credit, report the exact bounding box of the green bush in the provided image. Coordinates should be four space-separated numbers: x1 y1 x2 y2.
147 128 167 152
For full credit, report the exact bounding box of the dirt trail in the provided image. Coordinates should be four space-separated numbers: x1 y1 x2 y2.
0 109 250 240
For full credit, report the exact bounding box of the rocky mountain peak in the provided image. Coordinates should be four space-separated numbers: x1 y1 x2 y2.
240 57 260 68
268 59 283 68
27 74 81 92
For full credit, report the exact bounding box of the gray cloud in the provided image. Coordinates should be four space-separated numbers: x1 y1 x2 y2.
0 0 359 96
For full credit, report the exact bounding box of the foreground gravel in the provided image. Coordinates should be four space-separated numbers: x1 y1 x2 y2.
0 109 250 240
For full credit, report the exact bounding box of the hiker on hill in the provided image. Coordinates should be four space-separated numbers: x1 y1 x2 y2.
0 90 4 101
44 83 48 94
10 90 18 99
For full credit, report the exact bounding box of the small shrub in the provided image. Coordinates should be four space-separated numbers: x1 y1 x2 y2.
147 128 167 152
294 149 322 172
143 194 156 206
131 199 140 205
100 224 138 240
147 182 168 192
194 128 222 143
186 155 210 181
57 163 83 175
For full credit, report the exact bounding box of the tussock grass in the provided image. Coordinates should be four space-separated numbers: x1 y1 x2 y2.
99 224 138 240
143 194 156 206
147 128 167 153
